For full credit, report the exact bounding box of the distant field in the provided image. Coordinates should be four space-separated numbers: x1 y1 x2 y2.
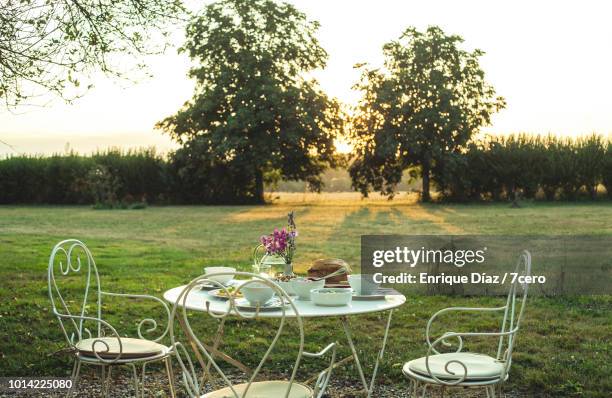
0 196 610 397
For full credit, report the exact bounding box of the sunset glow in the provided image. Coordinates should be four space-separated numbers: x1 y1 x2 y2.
1 0 611 156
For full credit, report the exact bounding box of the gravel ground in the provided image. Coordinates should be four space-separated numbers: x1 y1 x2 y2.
2 369 529 397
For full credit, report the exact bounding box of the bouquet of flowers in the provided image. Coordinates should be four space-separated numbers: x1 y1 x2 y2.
260 211 298 265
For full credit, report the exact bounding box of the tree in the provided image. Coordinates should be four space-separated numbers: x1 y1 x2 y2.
0 0 186 107
157 0 341 204
349 26 505 202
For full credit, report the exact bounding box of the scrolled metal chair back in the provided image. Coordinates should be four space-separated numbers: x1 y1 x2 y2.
170 272 305 398
48 239 102 346
497 250 531 377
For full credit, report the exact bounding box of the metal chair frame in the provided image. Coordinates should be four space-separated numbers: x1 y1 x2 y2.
404 250 532 397
47 239 176 397
169 271 337 398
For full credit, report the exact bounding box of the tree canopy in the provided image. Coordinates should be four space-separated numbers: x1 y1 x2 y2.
0 0 186 107
157 0 342 203
349 26 505 201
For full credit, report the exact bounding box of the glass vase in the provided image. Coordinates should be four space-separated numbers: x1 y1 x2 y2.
283 262 295 277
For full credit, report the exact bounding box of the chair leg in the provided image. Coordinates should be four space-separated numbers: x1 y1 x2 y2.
420 383 428 398
131 364 140 398
411 380 418 397
100 365 107 398
102 365 112 397
140 362 148 398
67 360 81 397
165 357 177 398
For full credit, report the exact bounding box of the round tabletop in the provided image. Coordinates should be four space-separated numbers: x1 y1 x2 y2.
163 285 406 318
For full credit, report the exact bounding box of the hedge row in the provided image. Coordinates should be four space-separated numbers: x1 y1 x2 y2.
2 135 611 204
0 149 169 204
0 147 267 205
432 134 612 202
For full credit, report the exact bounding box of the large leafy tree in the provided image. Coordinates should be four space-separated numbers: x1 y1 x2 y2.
157 0 341 204
349 26 505 202
0 0 186 108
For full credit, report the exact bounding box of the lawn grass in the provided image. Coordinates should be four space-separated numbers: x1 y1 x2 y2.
0 195 610 397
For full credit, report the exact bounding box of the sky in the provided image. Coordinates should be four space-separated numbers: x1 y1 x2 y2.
1 0 611 156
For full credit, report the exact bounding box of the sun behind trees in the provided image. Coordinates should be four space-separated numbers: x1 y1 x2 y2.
4 0 611 204
157 0 343 204
348 26 505 202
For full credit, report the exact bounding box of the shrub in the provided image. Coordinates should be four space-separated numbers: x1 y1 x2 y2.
575 134 605 199
486 134 546 201
87 165 122 208
432 149 474 202
92 148 168 203
167 139 260 204
431 134 610 202
603 142 612 198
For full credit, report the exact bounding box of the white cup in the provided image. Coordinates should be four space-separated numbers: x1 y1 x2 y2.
348 274 380 295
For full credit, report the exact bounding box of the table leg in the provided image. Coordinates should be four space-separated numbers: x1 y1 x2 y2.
341 316 369 392
177 312 252 389
202 318 253 378
368 309 394 397
303 355 355 385
341 310 394 398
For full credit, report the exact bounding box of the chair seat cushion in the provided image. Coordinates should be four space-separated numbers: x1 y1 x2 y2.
202 381 312 398
404 352 505 381
75 337 166 359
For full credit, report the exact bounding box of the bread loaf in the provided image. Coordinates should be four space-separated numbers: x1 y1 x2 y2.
307 259 351 283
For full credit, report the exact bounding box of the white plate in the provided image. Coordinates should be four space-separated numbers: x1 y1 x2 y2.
199 280 236 290
352 293 387 301
208 287 243 300
352 287 398 300
234 297 289 311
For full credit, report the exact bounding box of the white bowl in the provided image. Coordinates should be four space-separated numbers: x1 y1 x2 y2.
241 282 274 306
311 288 353 306
348 274 380 295
274 280 296 296
204 267 236 286
291 278 325 300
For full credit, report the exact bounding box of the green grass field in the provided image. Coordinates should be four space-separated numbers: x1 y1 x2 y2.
0 195 610 397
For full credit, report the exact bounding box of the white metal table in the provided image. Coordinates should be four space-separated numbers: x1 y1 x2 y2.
164 284 406 397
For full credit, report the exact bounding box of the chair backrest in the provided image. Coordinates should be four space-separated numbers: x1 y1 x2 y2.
169 272 305 398
497 250 531 374
48 239 102 346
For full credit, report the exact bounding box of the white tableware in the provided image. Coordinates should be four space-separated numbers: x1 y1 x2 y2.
353 287 396 300
234 297 288 311
310 288 353 307
291 277 325 301
209 287 243 300
352 293 386 301
274 280 296 296
348 274 380 295
204 266 236 286
241 282 274 306
199 280 238 290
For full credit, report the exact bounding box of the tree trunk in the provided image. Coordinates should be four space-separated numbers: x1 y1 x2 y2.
588 184 597 200
422 158 431 203
510 190 521 208
254 169 265 204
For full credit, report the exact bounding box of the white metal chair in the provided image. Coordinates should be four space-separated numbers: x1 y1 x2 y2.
47 239 176 397
403 250 532 397
169 271 337 398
